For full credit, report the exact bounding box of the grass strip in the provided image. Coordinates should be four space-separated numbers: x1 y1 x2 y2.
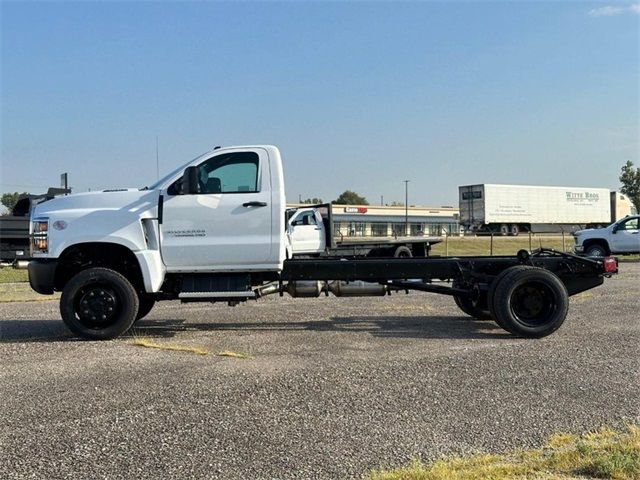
0 268 29 283
368 424 640 480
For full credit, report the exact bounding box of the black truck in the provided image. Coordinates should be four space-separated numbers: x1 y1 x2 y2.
0 188 70 265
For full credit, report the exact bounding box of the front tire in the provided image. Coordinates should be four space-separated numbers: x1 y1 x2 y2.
585 244 607 257
135 294 156 321
60 268 139 340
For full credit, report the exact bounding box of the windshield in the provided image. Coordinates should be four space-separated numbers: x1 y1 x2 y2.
144 150 210 190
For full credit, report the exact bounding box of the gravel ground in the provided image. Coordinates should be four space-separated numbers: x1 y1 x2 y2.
1 264 638 479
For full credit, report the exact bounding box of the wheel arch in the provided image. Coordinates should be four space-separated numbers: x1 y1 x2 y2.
582 238 610 255
54 242 146 292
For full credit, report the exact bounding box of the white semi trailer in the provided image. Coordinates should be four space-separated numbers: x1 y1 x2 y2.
459 184 612 235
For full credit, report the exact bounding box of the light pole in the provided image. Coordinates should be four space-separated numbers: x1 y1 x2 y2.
404 180 409 236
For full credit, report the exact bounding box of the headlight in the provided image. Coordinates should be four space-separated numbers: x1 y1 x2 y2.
31 218 49 254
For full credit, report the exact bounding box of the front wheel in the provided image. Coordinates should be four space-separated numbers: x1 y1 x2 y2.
135 294 156 322
585 244 607 257
60 267 139 340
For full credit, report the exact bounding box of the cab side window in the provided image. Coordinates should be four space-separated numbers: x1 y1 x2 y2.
293 212 317 226
169 152 259 195
199 152 259 194
619 218 639 230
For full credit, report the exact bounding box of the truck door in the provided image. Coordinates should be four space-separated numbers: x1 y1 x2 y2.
160 148 274 270
289 209 325 254
610 217 640 253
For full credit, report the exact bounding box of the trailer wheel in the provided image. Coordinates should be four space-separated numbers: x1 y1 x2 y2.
509 224 519 236
453 295 492 320
394 246 412 258
60 267 139 340
491 267 569 338
135 294 156 322
499 224 509 236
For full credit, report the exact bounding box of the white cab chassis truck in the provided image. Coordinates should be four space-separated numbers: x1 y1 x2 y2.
28 146 618 340
287 204 441 258
459 184 611 235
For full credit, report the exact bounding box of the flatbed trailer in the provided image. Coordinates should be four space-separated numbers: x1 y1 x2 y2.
287 203 441 257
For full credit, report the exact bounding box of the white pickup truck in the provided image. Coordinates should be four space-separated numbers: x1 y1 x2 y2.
573 215 640 257
28 145 617 341
287 205 441 257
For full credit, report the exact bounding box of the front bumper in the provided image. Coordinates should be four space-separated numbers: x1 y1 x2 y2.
573 244 584 254
28 259 58 294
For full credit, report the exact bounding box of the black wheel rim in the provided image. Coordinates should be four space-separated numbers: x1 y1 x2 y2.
74 282 120 329
510 281 556 327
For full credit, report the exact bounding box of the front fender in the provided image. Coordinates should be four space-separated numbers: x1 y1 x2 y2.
135 250 165 293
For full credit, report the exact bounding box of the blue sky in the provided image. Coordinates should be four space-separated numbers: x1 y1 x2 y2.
1 1 638 206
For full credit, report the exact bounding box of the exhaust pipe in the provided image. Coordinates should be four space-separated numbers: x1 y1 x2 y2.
256 281 394 299
327 281 387 297
282 280 388 298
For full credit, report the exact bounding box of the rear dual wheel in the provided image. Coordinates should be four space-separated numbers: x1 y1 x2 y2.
453 294 492 320
488 266 569 338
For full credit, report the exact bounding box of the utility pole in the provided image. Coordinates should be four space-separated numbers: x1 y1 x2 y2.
298 193 302 203
380 195 384 206
404 180 409 236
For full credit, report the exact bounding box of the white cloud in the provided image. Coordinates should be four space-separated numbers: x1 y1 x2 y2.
588 3 640 16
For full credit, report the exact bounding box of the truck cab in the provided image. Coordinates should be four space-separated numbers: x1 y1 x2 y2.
28 145 287 296
574 215 640 257
287 208 327 255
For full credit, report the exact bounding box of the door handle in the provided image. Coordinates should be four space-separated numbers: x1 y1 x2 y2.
243 201 267 207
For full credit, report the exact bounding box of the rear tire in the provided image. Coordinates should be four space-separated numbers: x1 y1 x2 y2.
394 246 413 258
487 266 534 329
60 267 139 340
491 267 569 338
453 295 492 320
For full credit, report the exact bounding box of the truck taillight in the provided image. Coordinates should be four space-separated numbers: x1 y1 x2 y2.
603 257 618 273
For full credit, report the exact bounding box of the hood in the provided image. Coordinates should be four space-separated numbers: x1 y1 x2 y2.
573 225 608 236
32 189 161 219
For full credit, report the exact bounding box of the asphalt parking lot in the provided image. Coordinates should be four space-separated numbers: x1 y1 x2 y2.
1 264 638 480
